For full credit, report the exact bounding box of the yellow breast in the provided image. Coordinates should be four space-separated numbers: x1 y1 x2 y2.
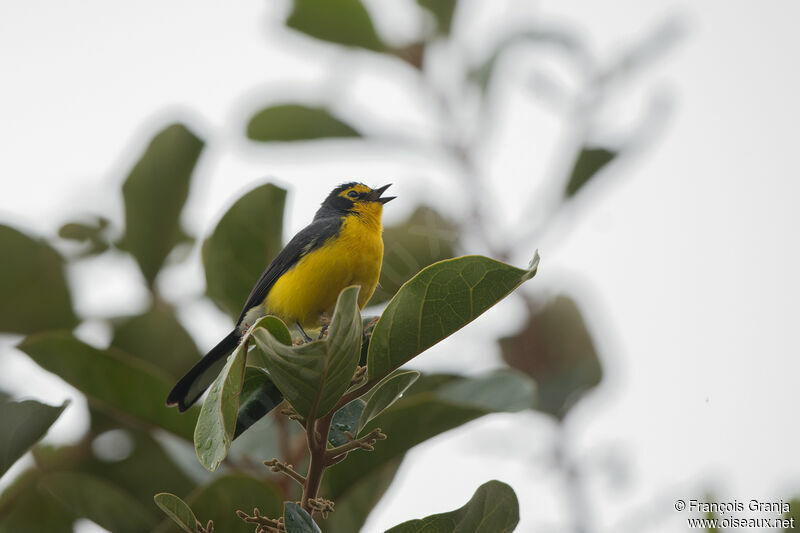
264 214 384 328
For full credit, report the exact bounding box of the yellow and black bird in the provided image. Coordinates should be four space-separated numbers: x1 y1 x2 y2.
167 182 395 412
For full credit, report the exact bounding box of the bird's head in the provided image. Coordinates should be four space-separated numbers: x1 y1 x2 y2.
316 182 395 221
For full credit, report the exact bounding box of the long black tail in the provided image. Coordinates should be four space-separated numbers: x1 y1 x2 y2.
166 330 240 412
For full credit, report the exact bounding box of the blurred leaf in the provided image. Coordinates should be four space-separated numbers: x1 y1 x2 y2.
154 474 282 533
370 206 458 305
367 252 540 380
253 286 362 420
320 457 402 533
325 372 534 497
500 295 602 419
247 105 360 142
111 301 201 380
359 370 420 431
233 367 284 439
0 399 68 478
0 224 77 334
565 147 618 197
203 184 286 319
154 493 198 533
58 216 111 257
194 340 247 472
41 471 155 532
286 0 385 51
329 399 366 446
119 123 204 285
0 470 76 533
284 502 321 533
385 480 519 533
417 0 457 35
18 332 198 440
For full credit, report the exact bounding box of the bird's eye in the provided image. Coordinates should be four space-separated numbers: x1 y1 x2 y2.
347 190 359 198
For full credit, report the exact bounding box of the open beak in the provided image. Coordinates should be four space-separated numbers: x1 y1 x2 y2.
371 183 396 204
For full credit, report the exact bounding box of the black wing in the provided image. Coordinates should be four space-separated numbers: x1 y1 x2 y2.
235 215 343 325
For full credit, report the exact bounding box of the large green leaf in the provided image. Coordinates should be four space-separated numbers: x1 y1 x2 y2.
0 399 68 478
0 470 76 533
359 370 420 431
154 493 198 533
370 206 458 305
325 371 534 497
0 224 76 334
247 105 361 142
385 480 519 533
565 147 618 197
154 474 283 533
233 367 284 439
41 471 155 533
286 0 385 51
284 502 321 533
203 184 286 319
17 332 198 440
321 458 403 533
367 253 540 380
194 340 248 472
500 295 602 419
417 0 457 35
119 123 204 285
111 301 201 380
252 286 362 420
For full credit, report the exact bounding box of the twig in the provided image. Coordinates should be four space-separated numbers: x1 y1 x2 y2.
264 458 307 487
326 428 387 464
236 508 284 532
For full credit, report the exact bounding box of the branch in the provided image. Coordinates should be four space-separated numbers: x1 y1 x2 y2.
236 508 284 533
264 458 306 487
326 428 387 464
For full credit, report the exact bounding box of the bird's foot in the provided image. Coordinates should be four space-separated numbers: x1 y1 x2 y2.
317 324 329 340
296 322 313 343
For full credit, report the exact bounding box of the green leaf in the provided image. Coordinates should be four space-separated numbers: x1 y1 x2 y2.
233 367 284 439
58 216 111 257
0 469 76 533
500 295 602 419
111 301 201 380
284 502 322 533
253 286 362 420
329 399 366 446
119 123 204 284
369 206 458 305
286 0 385 52
385 480 519 533
203 184 286 319
417 0 457 35
41 471 155 533
359 370 420 431
367 253 540 380
565 147 618 197
154 493 198 533
194 340 248 471
154 474 282 533
0 224 77 334
18 332 198 440
320 458 403 533
0 399 68 478
247 105 361 142
325 372 534 497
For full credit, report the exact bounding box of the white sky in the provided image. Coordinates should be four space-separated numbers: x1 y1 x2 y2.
1 1 799 532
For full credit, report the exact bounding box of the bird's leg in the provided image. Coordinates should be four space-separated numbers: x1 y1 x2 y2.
317 313 331 340
296 322 313 343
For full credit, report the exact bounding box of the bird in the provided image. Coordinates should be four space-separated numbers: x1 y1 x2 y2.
166 182 395 412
